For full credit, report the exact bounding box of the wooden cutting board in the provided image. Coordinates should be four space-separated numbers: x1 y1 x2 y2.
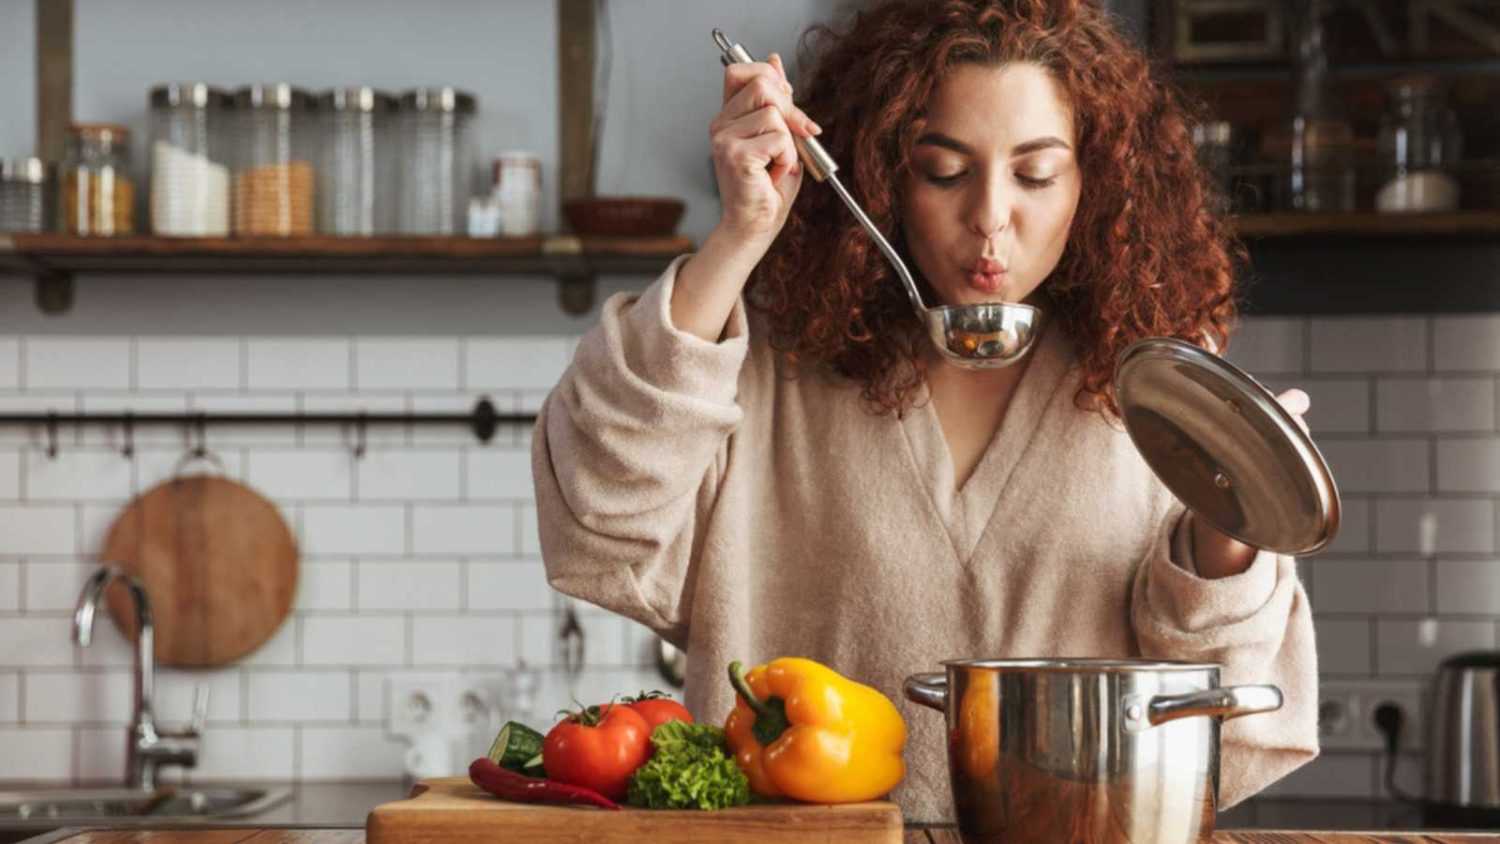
102 474 298 667
365 777 904 843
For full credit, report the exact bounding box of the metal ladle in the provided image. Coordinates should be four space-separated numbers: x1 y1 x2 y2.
713 29 1043 369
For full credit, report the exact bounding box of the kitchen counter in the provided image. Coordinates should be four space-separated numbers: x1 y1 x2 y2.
15 828 1500 843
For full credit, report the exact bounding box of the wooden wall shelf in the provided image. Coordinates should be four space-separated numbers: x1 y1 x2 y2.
1233 212 1500 239
0 234 693 315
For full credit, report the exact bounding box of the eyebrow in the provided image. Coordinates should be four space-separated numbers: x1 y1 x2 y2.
915 132 1071 157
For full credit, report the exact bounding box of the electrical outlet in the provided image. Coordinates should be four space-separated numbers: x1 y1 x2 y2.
387 675 455 739
1319 680 1425 752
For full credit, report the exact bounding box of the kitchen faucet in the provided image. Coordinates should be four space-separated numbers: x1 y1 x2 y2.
73 565 207 791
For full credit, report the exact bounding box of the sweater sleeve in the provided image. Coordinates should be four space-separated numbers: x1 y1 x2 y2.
532 255 750 645
1130 510 1320 808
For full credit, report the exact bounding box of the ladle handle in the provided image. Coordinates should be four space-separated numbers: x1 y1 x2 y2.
712 28 838 183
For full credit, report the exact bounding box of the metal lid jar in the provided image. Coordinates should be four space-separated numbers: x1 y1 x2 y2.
231 84 316 237
0 157 54 234
149 82 231 237
316 87 397 236
396 87 477 235
1376 75 1463 213
61 123 135 236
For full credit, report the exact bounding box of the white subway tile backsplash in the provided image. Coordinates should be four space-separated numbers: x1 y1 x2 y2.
1326 497 1371 554
248 339 352 391
1310 318 1428 373
246 449 354 501
24 670 133 724
518 614 554 668
1318 440 1429 494
355 339 460 390
357 450 462 501
75 614 135 668
1314 618 1372 676
248 670 352 721
23 562 100 612
77 726 128 782
0 728 72 780
1376 499 1495 555
520 503 540 556
466 450 533 500
137 338 242 390
26 338 132 389
300 725 407 779
0 504 77 555
1270 379 1369 434
25 449 132 501
467 560 553 612
1435 561 1500 615
1312 560 1429 614
302 505 407 556
465 337 574 391
1378 378 1495 432
302 615 406 665
412 616 515 665
412 505 513 555
357 562 461 611
241 618 298 668
0 452 19 500
0 616 75 667
191 726 296 780
0 672 17 722
0 563 16 611
1378 619 1495 675
1435 316 1500 371
1438 440 1500 493
297 560 353 611
0 339 20 389
156 667 242 724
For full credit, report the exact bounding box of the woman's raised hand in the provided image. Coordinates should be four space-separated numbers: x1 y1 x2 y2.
709 52 822 248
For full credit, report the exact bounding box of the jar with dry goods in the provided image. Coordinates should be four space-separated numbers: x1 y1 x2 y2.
0 157 53 233
1376 76 1463 213
231 84 316 237
317 87 396 236
149 82 231 236
61 124 135 235
397 87 476 235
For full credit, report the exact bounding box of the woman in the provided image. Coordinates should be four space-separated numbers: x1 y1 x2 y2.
533 0 1317 821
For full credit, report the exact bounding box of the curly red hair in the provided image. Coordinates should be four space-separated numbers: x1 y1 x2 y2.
747 0 1241 417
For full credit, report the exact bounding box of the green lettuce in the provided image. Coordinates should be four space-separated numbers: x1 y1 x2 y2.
626 721 751 810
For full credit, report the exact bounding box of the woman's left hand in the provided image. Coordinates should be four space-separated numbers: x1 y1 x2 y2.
1190 388 1311 579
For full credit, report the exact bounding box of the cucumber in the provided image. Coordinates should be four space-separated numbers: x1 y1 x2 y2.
521 752 546 778
487 721 546 773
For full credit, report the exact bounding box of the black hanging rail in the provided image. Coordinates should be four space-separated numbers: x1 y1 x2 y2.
1 398 537 458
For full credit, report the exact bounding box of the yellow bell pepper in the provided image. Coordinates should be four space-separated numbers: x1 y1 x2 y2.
723 657 906 803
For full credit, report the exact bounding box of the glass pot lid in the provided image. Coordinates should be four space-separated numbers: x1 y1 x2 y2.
1113 337 1341 555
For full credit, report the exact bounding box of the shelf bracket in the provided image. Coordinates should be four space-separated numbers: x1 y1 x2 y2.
35 271 75 315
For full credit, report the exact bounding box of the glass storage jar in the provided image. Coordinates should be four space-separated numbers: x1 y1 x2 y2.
397 87 477 235
61 123 135 235
1376 75 1463 213
0 157 53 233
317 87 396 236
231 83 316 237
149 82 231 237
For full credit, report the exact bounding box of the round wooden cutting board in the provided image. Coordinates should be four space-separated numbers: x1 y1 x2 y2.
101 474 299 667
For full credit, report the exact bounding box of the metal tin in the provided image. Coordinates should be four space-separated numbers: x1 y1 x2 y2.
1113 337 1340 555
0 157 54 233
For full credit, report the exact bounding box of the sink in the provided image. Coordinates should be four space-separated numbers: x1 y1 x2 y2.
0 784 290 825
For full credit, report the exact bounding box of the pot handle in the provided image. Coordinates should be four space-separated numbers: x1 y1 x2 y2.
1123 684 1283 733
903 673 948 711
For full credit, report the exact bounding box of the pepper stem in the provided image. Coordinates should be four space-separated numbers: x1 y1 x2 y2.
728 660 792 746
728 661 771 718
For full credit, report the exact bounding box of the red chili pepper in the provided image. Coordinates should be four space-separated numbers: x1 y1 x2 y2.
468 757 621 810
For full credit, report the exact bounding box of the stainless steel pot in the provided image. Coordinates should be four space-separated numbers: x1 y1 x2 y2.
904 659 1283 843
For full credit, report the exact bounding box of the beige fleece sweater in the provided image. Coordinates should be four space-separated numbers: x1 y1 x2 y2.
532 256 1318 822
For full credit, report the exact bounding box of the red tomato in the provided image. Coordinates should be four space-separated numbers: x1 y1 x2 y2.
542 703 651 800
625 695 693 730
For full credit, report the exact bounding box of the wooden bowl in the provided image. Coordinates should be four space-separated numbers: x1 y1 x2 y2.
563 196 685 237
